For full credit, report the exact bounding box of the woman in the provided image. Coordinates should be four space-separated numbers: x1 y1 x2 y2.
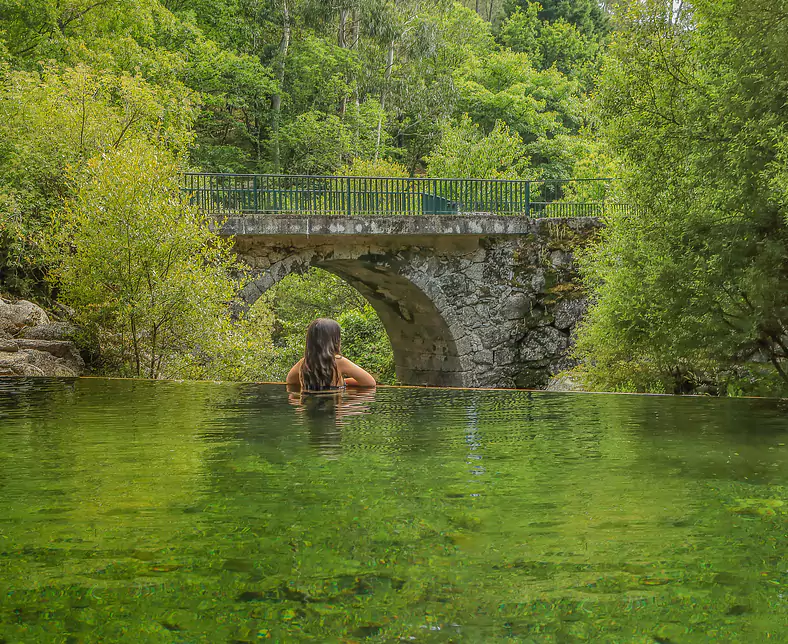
286 318 376 391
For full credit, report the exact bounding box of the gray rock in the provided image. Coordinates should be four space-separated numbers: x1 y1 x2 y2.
15 339 84 374
0 298 49 333
20 322 78 342
0 352 46 377
549 249 573 269
23 348 81 377
553 298 588 330
501 293 533 320
0 339 19 352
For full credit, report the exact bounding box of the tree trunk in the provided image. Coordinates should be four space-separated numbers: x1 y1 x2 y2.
351 8 361 146
338 8 348 115
271 0 291 172
375 40 395 160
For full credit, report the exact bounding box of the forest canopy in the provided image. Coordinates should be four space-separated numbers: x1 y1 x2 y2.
0 0 608 383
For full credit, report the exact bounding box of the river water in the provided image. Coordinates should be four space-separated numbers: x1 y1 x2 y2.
0 377 786 642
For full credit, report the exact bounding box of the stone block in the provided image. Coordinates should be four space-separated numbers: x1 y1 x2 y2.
500 293 534 320
552 298 588 330
518 326 569 363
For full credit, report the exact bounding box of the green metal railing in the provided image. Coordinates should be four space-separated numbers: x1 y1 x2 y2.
183 173 621 217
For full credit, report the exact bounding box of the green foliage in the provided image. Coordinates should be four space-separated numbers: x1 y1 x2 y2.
455 48 585 177
426 114 529 179
504 0 609 39
339 157 409 178
0 64 193 297
576 0 788 397
280 111 354 175
337 306 397 384
47 143 274 380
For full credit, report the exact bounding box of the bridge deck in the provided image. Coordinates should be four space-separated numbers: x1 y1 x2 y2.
219 213 601 237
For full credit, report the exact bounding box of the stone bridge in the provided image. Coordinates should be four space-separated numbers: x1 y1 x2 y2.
222 214 600 388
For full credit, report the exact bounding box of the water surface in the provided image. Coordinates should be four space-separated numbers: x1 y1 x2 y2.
0 378 786 642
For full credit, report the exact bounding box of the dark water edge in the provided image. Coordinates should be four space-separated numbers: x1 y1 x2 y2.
0 377 786 642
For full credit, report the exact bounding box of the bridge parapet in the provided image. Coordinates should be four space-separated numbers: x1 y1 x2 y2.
186 173 624 219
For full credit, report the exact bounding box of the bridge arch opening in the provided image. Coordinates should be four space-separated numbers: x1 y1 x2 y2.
245 262 466 387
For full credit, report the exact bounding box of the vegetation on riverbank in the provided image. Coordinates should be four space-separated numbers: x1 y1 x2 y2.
574 0 788 398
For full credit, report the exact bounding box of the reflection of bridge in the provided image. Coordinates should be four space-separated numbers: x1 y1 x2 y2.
184 173 621 218
188 173 607 388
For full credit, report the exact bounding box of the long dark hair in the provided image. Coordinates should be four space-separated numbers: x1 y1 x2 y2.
300 318 342 391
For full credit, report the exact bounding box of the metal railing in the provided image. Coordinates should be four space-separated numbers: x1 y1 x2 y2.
183 173 622 218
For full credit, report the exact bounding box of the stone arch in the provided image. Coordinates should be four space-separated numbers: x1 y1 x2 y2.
238 252 468 387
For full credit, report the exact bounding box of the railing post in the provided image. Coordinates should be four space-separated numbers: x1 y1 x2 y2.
346 176 351 216
525 181 530 218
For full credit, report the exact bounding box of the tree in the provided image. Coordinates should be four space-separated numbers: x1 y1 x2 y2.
455 48 585 177
498 3 600 85
576 0 788 395
0 64 193 297
503 0 609 39
48 143 273 379
426 114 529 179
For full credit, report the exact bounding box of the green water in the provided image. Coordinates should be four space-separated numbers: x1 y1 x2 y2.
0 378 786 643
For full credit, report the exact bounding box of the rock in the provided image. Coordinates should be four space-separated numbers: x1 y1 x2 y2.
501 293 534 320
0 339 19 353
547 372 585 392
15 339 84 374
0 298 50 333
20 322 78 342
0 352 46 377
519 326 569 363
553 298 587 330
549 249 573 269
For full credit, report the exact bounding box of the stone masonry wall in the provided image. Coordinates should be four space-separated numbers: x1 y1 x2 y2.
227 216 600 388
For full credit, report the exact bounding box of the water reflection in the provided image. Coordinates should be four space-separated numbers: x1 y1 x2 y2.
287 385 376 457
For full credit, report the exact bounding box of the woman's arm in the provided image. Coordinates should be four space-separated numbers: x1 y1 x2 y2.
286 358 303 386
336 356 376 387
